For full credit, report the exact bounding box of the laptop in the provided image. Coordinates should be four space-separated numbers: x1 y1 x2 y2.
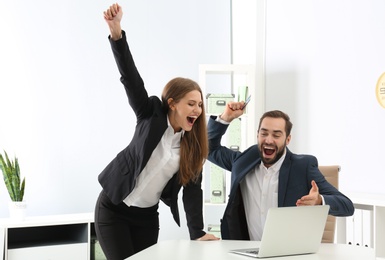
229 205 330 258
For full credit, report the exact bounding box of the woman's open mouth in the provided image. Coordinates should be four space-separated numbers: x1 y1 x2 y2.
187 116 197 126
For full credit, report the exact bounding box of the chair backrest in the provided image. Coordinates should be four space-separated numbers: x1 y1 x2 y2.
318 165 340 243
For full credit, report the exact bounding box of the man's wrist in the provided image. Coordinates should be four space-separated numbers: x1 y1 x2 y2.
216 114 231 124
218 114 232 123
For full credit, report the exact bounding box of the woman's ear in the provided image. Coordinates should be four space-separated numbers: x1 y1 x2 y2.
168 98 175 110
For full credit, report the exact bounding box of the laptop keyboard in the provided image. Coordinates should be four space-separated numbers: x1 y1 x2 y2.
246 250 259 254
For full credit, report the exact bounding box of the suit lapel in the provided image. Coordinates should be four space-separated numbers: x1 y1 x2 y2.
141 112 168 170
230 149 261 200
278 149 292 207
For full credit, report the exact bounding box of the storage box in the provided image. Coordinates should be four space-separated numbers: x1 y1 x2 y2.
227 118 241 151
210 164 226 203
206 94 235 114
91 237 107 260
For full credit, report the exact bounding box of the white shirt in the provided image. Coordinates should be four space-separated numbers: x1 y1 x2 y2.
240 151 285 240
123 119 183 208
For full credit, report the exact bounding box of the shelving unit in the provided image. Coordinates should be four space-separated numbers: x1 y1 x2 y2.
199 64 264 235
0 213 97 260
336 192 385 259
199 64 263 148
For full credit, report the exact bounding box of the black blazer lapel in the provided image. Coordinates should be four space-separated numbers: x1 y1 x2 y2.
278 149 292 207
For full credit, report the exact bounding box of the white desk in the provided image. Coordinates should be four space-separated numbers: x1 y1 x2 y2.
126 240 375 260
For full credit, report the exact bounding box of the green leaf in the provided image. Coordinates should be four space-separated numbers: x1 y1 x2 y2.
0 150 25 201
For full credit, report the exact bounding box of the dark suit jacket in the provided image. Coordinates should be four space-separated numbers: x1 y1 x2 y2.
98 31 205 240
207 116 355 240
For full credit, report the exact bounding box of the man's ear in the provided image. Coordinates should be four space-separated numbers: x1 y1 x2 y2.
286 134 291 145
168 98 175 110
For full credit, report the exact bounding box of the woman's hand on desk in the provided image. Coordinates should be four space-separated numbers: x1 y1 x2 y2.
196 233 220 241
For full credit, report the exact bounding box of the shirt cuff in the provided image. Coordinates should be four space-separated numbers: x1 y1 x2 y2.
320 195 325 205
215 115 230 125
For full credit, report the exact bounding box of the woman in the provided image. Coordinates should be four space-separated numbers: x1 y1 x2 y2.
95 3 218 260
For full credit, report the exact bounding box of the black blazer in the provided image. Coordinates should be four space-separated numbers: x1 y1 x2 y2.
98 31 205 240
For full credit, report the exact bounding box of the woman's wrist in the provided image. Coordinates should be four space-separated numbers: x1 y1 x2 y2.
109 25 122 41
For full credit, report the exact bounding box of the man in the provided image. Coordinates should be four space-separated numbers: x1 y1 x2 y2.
208 104 354 240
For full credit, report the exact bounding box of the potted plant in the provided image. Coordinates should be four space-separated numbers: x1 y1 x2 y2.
0 150 26 220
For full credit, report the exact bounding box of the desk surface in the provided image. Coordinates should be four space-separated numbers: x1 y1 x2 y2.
126 240 375 260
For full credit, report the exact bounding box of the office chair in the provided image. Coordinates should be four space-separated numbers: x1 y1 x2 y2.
318 165 340 243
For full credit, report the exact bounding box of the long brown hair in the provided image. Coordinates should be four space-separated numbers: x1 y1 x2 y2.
162 77 208 185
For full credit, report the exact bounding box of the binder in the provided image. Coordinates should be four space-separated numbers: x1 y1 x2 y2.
210 163 226 203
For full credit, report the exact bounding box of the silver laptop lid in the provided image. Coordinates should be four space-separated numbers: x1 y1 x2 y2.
257 205 330 258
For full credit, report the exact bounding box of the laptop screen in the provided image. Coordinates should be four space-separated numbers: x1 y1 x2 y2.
230 205 330 258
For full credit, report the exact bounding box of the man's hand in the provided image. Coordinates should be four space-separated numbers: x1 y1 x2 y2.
195 233 220 241
296 180 322 206
103 3 123 41
219 101 247 123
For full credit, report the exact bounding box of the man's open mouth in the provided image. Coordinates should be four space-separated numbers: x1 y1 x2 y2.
263 147 276 156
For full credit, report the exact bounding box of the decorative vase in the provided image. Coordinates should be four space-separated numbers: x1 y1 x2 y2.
8 201 27 221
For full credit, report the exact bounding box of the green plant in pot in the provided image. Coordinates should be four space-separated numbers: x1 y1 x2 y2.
0 150 26 220
0 150 25 202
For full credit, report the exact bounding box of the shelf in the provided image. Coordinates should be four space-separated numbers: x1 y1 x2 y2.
199 63 262 148
0 213 95 260
7 223 88 249
204 202 227 206
199 64 261 234
8 243 88 260
337 192 385 259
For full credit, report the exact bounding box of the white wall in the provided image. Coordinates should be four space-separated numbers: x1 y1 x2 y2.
233 0 385 195
264 0 385 195
0 0 230 240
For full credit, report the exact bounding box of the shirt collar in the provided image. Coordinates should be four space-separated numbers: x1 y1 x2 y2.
167 116 185 137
